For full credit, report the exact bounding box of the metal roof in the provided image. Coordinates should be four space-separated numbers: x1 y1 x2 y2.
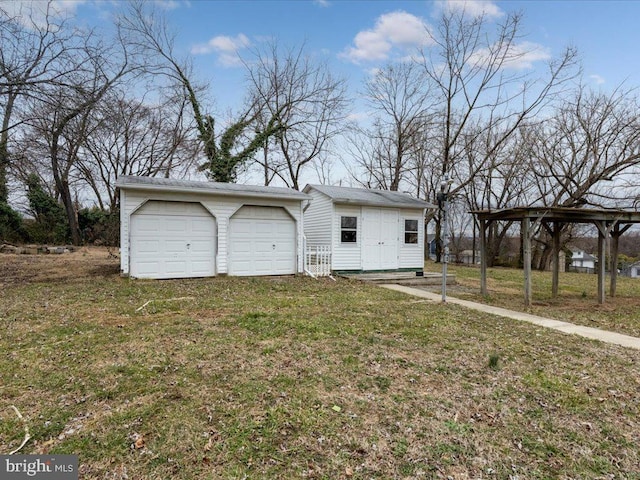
303 184 435 209
116 175 310 201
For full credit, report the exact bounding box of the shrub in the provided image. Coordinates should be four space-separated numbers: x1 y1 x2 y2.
0 201 26 243
25 174 69 244
78 207 120 246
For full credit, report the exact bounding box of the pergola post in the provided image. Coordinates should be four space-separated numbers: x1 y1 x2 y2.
551 222 562 298
610 223 631 297
480 218 487 295
522 216 532 307
595 220 607 304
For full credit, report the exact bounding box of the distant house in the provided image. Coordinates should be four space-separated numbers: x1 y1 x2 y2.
303 184 436 274
621 261 640 278
569 249 597 274
457 249 481 265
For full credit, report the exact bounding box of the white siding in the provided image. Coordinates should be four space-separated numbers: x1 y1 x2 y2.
332 205 362 270
301 185 427 273
119 189 129 274
303 189 332 247
398 209 425 270
120 188 304 276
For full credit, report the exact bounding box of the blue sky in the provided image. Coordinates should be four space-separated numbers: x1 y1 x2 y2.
53 0 640 117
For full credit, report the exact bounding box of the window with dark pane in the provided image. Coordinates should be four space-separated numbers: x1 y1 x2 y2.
341 216 357 243
404 219 418 244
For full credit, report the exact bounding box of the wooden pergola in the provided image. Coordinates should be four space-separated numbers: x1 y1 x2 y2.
471 207 640 306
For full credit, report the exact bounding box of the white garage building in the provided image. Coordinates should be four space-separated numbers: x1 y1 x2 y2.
116 176 310 279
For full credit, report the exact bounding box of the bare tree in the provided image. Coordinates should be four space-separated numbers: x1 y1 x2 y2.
353 62 433 191
244 42 349 190
461 121 538 265
528 85 640 209
76 89 196 211
120 1 282 183
0 2 81 202
524 85 640 269
20 29 131 245
413 9 578 260
354 7 578 261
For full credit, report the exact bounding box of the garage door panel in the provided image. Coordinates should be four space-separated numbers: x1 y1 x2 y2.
232 221 252 235
165 218 188 232
130 201 216 279
255 221 276 235
229 206 296 276
135 260 161 276
135 218 161 233
165 239 187 253
274 259 295 270
230 239 251 254
276 222 294 235
255 243 275 254
252 260 274 275
165 260 188 274
135 240 161 255
189 240 212 254
192 218 216 233
230 260 253 276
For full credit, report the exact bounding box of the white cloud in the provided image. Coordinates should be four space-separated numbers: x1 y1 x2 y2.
504 41 551 69
191 33 251 67
590 74 606 85
340 11 431 64
435 0 503 19
314 0 330 7
2 0 85 29
153 0 181 10
470 41 551 70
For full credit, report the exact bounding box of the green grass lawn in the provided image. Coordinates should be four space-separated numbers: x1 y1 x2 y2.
1 255 640 479
439 262 640 338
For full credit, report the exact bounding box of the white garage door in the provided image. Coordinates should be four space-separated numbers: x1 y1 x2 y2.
130 201 216 279
229 206 296 276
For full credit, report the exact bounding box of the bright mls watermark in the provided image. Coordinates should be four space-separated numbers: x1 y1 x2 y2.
0 455 78 479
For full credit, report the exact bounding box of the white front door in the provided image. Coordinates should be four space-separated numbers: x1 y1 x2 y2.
362 207 399 270
130 201 216 279
229 206 296 276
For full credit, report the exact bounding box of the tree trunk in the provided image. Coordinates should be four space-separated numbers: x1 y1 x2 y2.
0 140 8 204
60 182 81 245
51 139 81 245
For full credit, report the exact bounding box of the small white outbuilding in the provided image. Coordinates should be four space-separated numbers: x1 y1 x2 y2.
302 184 435 274
116 176 310 279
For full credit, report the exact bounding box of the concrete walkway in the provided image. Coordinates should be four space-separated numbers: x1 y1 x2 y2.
381 284 640 351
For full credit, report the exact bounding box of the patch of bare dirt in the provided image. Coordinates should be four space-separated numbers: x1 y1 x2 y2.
0 247 120 287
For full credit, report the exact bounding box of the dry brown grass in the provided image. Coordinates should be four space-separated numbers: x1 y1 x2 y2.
0 247 119 287
1 252 640 479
